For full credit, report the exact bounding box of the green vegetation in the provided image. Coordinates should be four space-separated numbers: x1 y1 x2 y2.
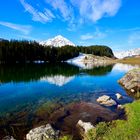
0 63 113 83
0 39 79 63
78 45 114 58
0 63 79 83
83 65 113 76
84 122 108 140
117 57 140 65
59 136 73 140
84 99 140 140
0 39 114 63
35 100 62 117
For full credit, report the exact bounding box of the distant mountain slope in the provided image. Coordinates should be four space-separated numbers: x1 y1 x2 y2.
40 35 75 47
114 48 140 58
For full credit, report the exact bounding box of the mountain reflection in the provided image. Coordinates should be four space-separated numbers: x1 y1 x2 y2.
40 75 75 86
0 63 113 83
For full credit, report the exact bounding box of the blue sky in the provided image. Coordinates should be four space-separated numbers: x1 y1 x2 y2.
0 0 140 51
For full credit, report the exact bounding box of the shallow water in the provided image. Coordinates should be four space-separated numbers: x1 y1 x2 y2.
0 63 139 139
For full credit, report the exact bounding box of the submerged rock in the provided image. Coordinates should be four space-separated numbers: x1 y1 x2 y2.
117 104 124 110
2 136 16 140
26 124 59 140
77 120 95 133
49 101 118 139
97 95 117 106
116 93 123 99
118 68 140 94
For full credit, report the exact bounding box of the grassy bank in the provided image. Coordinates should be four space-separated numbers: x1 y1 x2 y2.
60 99 140 140
85 99 140 140
117 57 140 65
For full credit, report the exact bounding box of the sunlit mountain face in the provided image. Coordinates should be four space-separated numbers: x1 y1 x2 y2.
40 35 76 47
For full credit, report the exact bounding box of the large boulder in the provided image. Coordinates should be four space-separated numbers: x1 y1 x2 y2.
26 124 59 140
77 120 95 133
118 68 140 94
97 95 117 106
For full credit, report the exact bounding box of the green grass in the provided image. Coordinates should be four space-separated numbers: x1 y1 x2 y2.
59 136 73 140
85 99 140 140
117 57 140 65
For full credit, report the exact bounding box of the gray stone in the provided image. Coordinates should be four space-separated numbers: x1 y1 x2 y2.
118 69 140 94
26 124 59 140
97 95 117 106
77 120 95 133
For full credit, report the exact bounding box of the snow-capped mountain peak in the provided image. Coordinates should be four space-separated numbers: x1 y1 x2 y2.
114 48 140 58
40 35 76 47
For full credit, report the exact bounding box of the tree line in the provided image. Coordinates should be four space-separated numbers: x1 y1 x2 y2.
78 45 114 58
0 39 114 63
0 63 113 83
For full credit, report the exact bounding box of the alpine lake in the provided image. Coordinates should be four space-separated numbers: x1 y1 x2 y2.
0 62 139 139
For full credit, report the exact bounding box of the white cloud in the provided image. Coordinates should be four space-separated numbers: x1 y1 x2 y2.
71 0 121 22
81 29 106 40
19 0 121 26
0 21 32 34
20 0 55 23
46 0 73 20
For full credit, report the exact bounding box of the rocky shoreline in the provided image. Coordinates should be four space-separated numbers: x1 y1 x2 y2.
118 68 140 98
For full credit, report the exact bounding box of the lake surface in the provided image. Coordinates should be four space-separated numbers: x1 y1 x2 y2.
0 63 139 139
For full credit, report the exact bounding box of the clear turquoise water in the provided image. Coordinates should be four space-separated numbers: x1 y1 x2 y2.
0 63 136 116
0 63 139 139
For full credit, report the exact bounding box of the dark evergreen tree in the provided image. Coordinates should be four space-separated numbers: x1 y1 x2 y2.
0 39 114 63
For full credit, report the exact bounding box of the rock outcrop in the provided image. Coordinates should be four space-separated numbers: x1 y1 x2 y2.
97 95 117 106
26 124 59 140
118 69 140 94
77 120 95 133
67 53 115 69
